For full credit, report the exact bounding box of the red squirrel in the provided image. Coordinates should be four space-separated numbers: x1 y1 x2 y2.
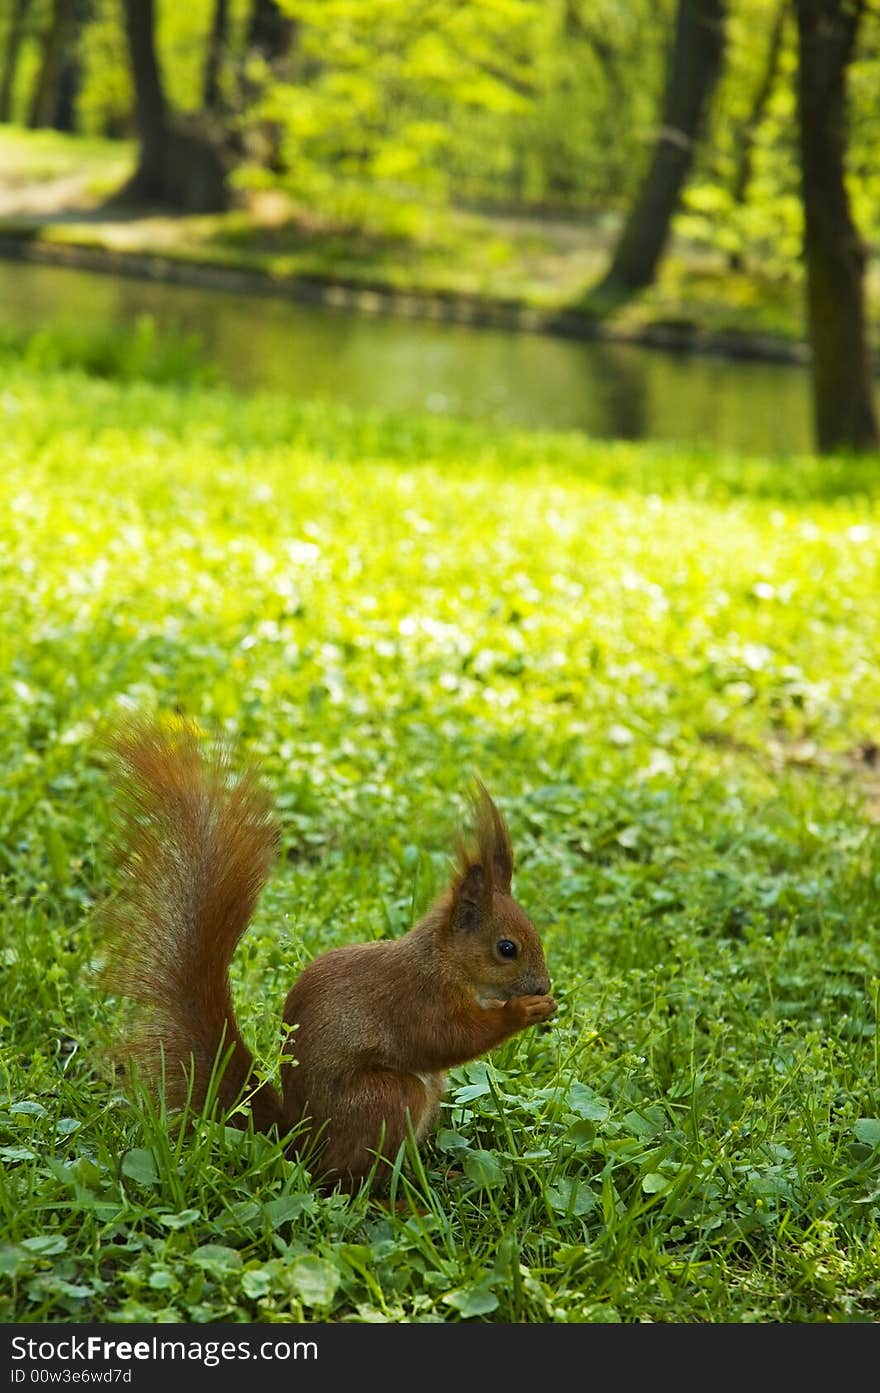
99 716 555 1189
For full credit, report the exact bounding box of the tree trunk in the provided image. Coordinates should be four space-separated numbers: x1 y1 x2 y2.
27 0 73 128
119 0 229 212
51 0 91 132
239 0 298 170
794 0 878 453
0 0 29 124
203 0 230 113
246 0 295 64
121 0 168 190
595 0 727 301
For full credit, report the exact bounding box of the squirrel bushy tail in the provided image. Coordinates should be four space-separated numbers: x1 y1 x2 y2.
99 714 555 1188
100 715 286 1132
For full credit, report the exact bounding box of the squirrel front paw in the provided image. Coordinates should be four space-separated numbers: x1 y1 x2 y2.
505 994 557 1028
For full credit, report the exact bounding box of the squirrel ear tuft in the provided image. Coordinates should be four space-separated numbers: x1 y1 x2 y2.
449 781 514 907
471 780 514 894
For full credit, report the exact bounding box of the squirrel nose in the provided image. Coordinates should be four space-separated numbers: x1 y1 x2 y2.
528 974 551 996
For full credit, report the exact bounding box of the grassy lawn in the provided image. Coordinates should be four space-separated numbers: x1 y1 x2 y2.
0 125 843 349
1 341 880 1322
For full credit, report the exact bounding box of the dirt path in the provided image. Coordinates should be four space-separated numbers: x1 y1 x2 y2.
0 168 105 218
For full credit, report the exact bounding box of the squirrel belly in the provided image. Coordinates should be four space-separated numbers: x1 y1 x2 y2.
100 716 555 1192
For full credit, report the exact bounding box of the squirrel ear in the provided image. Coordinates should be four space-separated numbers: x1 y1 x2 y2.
467 781 514 895
451 863 487 931
447 782 514 928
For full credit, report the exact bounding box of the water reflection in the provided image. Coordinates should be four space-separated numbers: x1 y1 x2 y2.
0 256 829 455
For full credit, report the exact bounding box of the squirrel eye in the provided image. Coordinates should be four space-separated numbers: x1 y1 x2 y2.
496 939 518 960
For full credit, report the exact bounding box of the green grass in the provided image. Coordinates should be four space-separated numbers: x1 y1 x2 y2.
1 340 880 1322
0 316 215 387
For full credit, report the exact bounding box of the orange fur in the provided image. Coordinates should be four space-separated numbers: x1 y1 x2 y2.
100 717 555 1189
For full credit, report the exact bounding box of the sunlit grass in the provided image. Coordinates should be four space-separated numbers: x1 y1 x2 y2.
1 350 879 1321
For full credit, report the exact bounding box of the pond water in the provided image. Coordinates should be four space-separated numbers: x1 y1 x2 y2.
0 255 833 455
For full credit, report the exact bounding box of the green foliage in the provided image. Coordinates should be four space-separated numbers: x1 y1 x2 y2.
75 0 132 139
0 0 51 124
248 0 539 217
248 0 672 215
1 360 880 1321
482 0 671 207
679 0 880 269
848 5 880 244
2 0 674 215
0 317 216 386
3 0 880 274
678 0 802 271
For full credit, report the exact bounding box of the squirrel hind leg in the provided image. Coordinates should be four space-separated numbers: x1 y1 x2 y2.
308 1070 442 1192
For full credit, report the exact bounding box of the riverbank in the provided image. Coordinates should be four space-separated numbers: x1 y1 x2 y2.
0 254 824 454
0 126 833 367
0 230 813 366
